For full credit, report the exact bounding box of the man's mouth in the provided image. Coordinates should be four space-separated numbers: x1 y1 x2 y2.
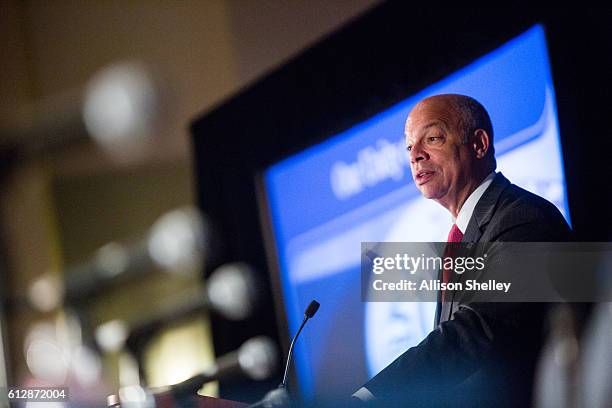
415 170 435 184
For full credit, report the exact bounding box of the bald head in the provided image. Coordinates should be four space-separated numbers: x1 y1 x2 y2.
408 94 495 158
405 94 496 216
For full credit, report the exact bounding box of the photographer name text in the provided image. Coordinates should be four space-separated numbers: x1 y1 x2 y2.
372 279 511 293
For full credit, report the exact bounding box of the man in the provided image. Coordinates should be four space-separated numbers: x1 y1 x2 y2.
351 94 571 407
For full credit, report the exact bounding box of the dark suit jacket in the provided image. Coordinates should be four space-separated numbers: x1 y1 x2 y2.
360 172 571 407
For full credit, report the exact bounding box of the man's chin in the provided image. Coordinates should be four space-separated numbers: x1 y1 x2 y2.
418 188 441 199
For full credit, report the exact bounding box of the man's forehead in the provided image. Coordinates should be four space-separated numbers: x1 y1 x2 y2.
405 100 459 137
405 120 445 141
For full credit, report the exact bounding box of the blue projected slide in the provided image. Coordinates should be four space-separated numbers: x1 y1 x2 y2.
263 25 570 400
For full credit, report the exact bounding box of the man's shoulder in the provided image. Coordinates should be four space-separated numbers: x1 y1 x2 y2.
484 179 571 242
498 182 564 218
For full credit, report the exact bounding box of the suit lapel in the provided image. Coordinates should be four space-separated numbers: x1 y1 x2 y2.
442 173 511 323
434 272 443 328
462 172 510 243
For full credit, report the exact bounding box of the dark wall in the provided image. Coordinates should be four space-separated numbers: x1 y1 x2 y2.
191 4 611 401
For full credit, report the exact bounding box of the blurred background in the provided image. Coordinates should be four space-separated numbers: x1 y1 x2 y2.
0 2 610 408
0 1 377 406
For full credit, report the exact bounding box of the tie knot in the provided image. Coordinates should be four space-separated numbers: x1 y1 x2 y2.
447 224 464 243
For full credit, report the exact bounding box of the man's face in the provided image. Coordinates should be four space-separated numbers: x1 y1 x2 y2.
405 99 475 207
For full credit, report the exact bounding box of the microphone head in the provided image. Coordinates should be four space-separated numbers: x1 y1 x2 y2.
147 207 209 275
83 60 168 163
207 262 260 320
238 336 278 381
305 300 320 319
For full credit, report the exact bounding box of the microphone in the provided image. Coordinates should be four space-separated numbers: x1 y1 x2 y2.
27 207 209 309
0 61 168 159
95 263 261 354
160 336 278 397
282 300 320 388
250 300 320 408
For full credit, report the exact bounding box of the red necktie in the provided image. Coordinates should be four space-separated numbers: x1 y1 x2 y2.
442 224 463 302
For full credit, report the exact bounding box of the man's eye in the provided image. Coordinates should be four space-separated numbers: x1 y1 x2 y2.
406 145 412 152
427 136 443 143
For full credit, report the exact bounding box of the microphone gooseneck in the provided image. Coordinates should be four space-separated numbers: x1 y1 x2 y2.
248 300 320 408
281 300 320 388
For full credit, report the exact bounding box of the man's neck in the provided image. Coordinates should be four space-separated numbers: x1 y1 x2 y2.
439 171 491 218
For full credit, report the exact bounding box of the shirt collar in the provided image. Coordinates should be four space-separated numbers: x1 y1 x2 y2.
454 171 496 233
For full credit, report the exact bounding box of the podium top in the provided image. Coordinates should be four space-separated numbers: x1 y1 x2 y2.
154 392 249 408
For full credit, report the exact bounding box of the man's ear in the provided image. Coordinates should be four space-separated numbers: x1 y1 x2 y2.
472 129 490 159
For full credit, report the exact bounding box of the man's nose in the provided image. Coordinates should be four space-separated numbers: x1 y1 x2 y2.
409 144 428 163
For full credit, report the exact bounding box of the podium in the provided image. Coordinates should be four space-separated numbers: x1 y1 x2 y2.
153 392 249 408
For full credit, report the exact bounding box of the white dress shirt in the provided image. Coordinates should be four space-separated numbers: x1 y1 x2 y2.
454 171 496 233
